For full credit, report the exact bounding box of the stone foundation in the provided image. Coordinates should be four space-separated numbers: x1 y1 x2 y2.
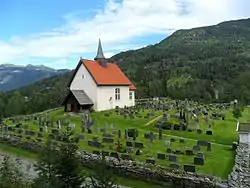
228 144 250 188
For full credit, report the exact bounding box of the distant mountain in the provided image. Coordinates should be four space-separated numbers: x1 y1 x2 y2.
0 64 70 91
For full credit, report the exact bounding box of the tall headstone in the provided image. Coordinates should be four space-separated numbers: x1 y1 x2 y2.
207 142 211 151
149 132 154 143
118 130 121 138
124 129 128 139
158 128 162 140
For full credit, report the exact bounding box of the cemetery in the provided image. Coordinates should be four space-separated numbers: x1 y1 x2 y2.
0 98 249 186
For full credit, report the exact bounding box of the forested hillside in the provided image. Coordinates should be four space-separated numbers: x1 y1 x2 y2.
1 18 250 117
111 18 250 103
0 71 72 117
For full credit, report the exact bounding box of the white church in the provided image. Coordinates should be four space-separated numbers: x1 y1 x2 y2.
62 39 136 112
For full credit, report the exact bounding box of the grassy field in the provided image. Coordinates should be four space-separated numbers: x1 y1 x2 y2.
3 105 244 179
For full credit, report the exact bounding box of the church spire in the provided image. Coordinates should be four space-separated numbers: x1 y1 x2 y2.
94 38 105 61
94 38 107 67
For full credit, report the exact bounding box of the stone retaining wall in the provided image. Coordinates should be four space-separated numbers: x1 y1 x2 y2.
228 144 250 188
0 136 228 188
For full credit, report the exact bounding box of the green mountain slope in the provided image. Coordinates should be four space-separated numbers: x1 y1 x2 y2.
110 18 250 103
0 71 72 117
2 18 250 117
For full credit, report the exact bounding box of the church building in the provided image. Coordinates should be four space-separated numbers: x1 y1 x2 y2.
62 39 136 112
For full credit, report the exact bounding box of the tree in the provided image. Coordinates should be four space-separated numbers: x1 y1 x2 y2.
33 139 58 188
53 131 85 188
88 156 118 188
232 105 242 120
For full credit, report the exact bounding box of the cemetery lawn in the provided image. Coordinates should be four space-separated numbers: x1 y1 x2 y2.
3 106 241 179
0 143 166 188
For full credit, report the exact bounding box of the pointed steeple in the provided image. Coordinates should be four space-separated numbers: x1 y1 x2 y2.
94 38 105 61
94 38 107 67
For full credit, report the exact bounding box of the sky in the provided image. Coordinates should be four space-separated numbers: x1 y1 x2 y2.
0 0 250 69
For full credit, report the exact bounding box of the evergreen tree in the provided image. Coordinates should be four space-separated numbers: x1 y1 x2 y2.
232 105 242 120
33 139 58 188
53 131 85 188
89 156 118 188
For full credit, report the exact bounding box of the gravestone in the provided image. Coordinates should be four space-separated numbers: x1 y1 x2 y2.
197 140 208 146
168 154 177 162
166 148 172 153
110 152 119 159
206 130 213 135
121 154 133 161
102 151 110 157
77 134 85 140
134 142 144 148
185 150 194 156
93 150 101 155
194 157 204 165
170 138 175 142
164 140 171 146
158 128 163 140
100 128 106 133
179 139 185 143
196 129 202 134
207 142 212 151
184 165 196 173
126 147 132 153
144 133 150 139
193 145 201 151
124 129 128 139
157 153 166 160
149 132 154 143
197 152 204 158
169 163 180 169
102 137 114 143
146 158 155 165
118 130 121 138
126 141 133 147
175 150 182 155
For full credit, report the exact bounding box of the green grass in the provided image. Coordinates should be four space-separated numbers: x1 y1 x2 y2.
3 106 241 179
0 143 166 188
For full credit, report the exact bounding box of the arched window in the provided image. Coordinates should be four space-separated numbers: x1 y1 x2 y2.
115 88 120 100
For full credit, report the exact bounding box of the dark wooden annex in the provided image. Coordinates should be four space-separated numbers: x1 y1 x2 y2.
62 90 93 112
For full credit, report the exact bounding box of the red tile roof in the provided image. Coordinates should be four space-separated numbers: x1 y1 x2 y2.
82 59 136 90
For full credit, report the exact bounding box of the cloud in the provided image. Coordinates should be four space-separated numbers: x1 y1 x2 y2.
0 0 249 68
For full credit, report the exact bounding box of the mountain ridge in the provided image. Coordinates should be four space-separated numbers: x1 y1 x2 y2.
1 18 250 117
0 64 70 91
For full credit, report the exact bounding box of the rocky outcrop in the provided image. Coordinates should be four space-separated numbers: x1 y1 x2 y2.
228 144 250 188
